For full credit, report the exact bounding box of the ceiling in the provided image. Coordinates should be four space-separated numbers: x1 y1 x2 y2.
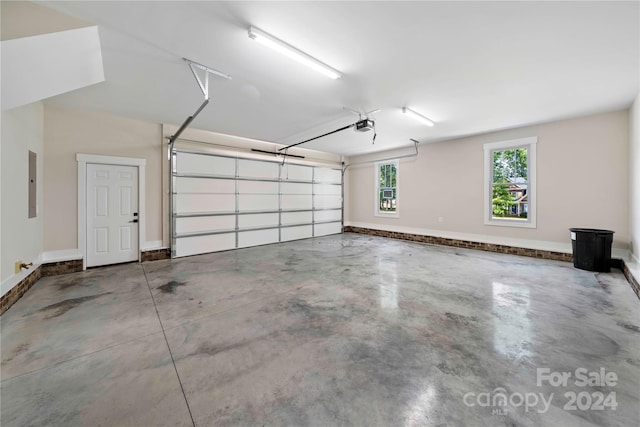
39 1 639 156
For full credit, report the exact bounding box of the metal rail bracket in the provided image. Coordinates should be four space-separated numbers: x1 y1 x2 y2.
168 58 232 154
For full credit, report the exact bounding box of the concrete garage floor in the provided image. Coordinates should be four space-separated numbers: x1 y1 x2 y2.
1 233 639 426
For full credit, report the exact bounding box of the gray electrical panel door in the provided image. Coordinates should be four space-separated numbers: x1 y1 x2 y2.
28 151 36 218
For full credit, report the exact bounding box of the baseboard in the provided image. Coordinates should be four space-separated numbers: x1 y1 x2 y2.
141 247 171 262
1 259 42 299
621 253 640 299
344 222 574 261
41 259 84 277
344 224 639 300
41 249 83 263
345 222 630 258
0 266 42 315
1 242 167 314
346 221 575 252
1 252 83 315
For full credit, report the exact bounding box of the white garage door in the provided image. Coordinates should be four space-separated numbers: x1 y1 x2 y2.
171 151 343 258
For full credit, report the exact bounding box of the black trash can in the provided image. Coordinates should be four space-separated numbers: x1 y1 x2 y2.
569 228 614 272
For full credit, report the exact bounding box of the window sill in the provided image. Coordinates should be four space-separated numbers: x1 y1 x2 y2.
375 212 399 218
485 218 536 229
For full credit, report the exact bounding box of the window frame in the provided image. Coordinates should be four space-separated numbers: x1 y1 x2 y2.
483 137 537 228
375 160 399 218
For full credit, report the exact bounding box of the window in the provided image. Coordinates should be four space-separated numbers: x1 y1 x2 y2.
376 161 398 216
483 137 537 228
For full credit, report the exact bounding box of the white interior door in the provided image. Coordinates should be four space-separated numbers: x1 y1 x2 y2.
86 163 139 267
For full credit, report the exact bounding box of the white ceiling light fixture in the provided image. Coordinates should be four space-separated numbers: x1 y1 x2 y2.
248 26 341 80
402 107 435 127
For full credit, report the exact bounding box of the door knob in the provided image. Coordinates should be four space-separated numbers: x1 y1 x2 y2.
129 219 138 223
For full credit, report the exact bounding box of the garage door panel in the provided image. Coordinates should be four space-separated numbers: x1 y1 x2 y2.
315 222 342 237
281 164 312 181
175 177 235 194
314 183 341 196
315 210 342 222
238 180 278 194
238 213 279 228
314 195 342 209
176 215 235 234
281 225 313 242
281 195 312 210
177 153 235 176
238 194 279 211
281 182 312 195
175 194 235 213
314 167 341 183
238 229 279 248
281 211 312 225
238 159 279 179
175 233 236 257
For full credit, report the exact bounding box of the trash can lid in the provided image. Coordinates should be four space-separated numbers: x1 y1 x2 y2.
569 228 615 234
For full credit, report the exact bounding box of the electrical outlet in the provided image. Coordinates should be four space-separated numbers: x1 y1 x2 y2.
15 261 23 274
438 217 444 223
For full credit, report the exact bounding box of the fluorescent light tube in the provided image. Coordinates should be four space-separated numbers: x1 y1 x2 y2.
403 107 435 127
248 26 341 80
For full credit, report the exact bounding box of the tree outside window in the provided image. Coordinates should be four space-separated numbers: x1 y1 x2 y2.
492 148 528 220
483 137 537 228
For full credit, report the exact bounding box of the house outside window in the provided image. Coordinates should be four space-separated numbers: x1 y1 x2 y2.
483 137 537 228
375 161 398 217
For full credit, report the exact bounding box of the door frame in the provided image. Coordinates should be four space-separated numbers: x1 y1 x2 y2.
77 154 146 270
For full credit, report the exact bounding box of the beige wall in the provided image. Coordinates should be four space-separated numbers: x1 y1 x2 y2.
43 106 343 253
630 93 640 262
1 102 44 283
20 103 635 266
43 105 163 251
347 110 630 251
0 0 90 41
